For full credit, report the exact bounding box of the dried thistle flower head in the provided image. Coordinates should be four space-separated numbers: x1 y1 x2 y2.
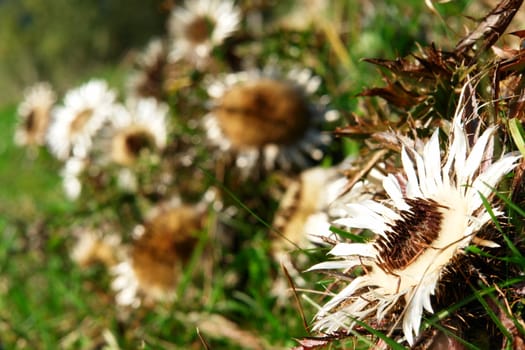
127 38 169 99
204 67 335 174
15 82 56 147
109 98 169 166
111 202 206 307
215 78 311 148
308 85 521 345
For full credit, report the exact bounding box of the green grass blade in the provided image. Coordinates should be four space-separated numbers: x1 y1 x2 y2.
509 118 525 157
427 276 525 324
495 191 525 218
351 318 407 349
423 318 480 350
478 191 503 232
329 226 366 243
471 288 513 341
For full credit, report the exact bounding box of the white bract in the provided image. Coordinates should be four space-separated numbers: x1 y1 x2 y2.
309 93 520 345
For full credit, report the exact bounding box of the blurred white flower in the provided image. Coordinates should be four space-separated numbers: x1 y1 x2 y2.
167 0 241 68
116 168 139 192
127 38 169 99
109 97 169 166
111 260 142 308
47 79 117 160
15 82 56 147
71 229 121 268
270 159 381 302
61 156 87 200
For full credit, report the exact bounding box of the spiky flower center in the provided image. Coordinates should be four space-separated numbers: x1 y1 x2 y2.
70 108 94 134
376 198 445 273
185 16 215 43
25 111 36 131
125 132 155 156
112 127 156 165
215 79 311 148
24 106 50 136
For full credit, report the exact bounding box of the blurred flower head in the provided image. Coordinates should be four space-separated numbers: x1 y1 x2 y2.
127 38 169 99
272 165 346 255
270 160 382 301
276 0 329 31
15 82 56 147
111 201 205 307
70 228 121 268
309 99 520 345
204 67 335 175
167 0 241 68
109 97 169 167
273 160 384 254
47 79 117 160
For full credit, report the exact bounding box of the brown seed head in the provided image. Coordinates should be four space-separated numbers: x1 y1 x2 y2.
22 107 51 145
185 16 215 44
131 205 203 293
111 127 156 166
215 79 312 148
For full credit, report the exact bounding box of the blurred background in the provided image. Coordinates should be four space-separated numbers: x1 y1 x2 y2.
0 0 167 105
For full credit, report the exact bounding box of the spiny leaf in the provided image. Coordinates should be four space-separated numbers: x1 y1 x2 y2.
359 80 427 108
363 45 454 81
455 0 524 60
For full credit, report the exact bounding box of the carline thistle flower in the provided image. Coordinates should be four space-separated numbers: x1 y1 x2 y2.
204 67 336 174
111 201 205 307
15 82 56 147
127 38 169 99
167 0 241 68
109 97 169 167
47 79 117 160
308 96 521 345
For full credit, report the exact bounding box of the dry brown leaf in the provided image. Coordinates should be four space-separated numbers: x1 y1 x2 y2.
455 0 524 60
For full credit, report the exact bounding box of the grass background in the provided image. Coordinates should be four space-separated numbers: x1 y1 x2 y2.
1 0 523 349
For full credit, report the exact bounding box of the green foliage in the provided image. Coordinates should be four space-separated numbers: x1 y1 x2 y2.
0 106 71 219
0 0 166 104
